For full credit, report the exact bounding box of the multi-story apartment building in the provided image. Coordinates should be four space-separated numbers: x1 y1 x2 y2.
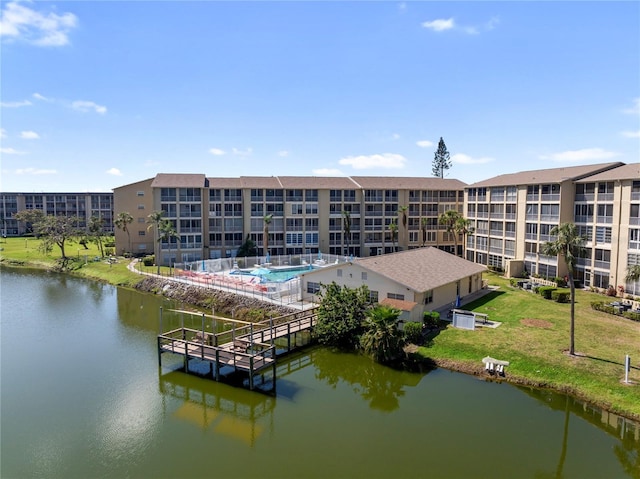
113 174 466 263
464 162 636 287
0 192 114 236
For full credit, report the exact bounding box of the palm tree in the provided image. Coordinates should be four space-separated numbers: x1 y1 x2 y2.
114 211 133 255
360 305 405 364
263 214 273 258
158 219 179 274
147 211 165 274
455 216 475 259
388 220 398 252
398 205 408 250
421 217 428 247
541 222 586 356
438 209 462 256
625 264 640 283
342 210 351 256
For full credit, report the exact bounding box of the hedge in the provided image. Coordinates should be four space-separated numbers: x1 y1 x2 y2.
538 286 557 300
551 289 570 303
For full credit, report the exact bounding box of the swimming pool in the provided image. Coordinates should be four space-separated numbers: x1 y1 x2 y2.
231 264 316 282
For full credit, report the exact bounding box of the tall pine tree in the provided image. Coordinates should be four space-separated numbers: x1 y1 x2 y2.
432 137 452 178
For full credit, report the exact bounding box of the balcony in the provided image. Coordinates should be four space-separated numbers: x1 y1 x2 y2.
575 194 595 202
596 216 613 224
597 193 614 202
574 215 592 223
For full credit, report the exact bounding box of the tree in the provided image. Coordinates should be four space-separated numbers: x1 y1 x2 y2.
541 222 586 356
14 209 45 235
398 205 408 249
360 305 405 364
15 210 79 260
88 215 106 258
314 282 370 350
421 217 428 247
236 234 257 258
263 214 273 258
114 211 133 255
432 137 452 178
438 209 462 255
388 220 398 252
147 211 165 274
158 219 179 274
455 216 475 259
342 210 351 256
625 264 640 283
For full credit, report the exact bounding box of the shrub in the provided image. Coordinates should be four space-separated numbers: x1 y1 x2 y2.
551 290 570 303
404 321 423 344
143 255 154 266
554 277 567 288
538 286 557 300
606 286 617 297
623 311 640 322
423 311 440 327
509 278 518 287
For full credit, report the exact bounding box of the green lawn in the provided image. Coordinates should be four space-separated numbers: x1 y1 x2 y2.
2 237 639 419
422 272 640 419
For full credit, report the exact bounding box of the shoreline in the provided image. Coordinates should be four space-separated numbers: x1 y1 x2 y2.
2 259 639 423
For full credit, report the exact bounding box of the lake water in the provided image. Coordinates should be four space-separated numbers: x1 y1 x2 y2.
1 268 638 479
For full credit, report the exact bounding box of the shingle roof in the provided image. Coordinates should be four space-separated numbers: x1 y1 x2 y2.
575 163 640 182
151 174 207 188
466 162 624 188
207 177 243 188
355 247 486 292
238 177 283 188
380 297 418 311
277 176 360 189
350 176 467 189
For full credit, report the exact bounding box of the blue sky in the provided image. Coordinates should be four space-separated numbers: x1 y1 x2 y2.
1 1 638 193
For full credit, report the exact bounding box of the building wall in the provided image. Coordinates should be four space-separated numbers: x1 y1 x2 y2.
113 178 154 256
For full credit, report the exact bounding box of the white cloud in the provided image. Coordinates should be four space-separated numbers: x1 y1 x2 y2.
416 140 433 148
0 1 78 47
0 147 26 155
312 168 345 176
277 150 289 157
422 16 499 35
623 98 640 115
106 168 123 176
232 147 252 156
0 128 6 139
391 133 400 140
72 100 107 115
621 130 640 139
1 99 32 108
208 148 225 156
15 167 56 175
339 153 406 169
398 3 407 13
422 18 454 32
20 130 40 140
451 153 495 165
32 92 52 102
540 148 620 162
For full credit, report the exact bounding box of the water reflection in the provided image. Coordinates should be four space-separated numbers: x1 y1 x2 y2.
159 370 275 446
312 348 427 412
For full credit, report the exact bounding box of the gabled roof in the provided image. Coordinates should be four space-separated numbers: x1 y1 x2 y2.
355 247 486 292
575 163 640 182
277 176 360 189
466 162 624 188
207 177 243 188
151 173 208 188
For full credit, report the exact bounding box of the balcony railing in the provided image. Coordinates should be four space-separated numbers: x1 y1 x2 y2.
597 193 614 202
575 194 595 202
596 216 613 224
574 215 592 223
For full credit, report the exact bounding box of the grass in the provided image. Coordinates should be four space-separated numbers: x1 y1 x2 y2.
421 272 640 419
2 237 639 419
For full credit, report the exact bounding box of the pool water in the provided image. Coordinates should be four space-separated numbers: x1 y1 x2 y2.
232 265 316 282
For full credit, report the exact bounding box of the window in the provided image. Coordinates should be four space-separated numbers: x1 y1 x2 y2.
136 191 144 196
137 217 145 223
290 204 303 215
337 269 343 277
307 282 321 294
424 290 433 304
369 290 379 303
138 231 146 236
595 227 611 244
387 293 405 300
361 272 368 280
137 204 145 210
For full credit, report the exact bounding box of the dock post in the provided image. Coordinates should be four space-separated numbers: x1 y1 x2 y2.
287 323 291 351
249 356 254 390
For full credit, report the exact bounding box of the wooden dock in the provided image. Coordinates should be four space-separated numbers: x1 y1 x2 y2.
157 308 317 392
